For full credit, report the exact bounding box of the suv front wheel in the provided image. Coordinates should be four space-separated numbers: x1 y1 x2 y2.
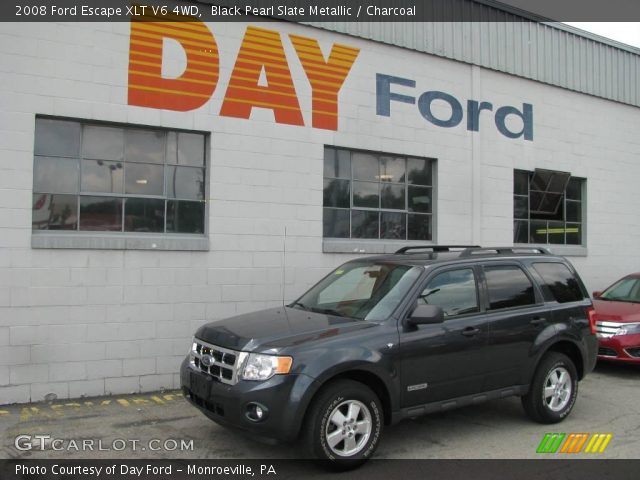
303 380 383 468
522 352 578 424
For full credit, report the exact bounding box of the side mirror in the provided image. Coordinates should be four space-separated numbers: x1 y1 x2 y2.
593 291 602 299
408 304 444 325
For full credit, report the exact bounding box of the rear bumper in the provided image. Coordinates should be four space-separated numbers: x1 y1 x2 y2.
597 334 640 364
180 357 317 442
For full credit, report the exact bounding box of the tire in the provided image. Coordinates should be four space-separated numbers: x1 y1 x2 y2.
302 379 383 468
522 352 578 424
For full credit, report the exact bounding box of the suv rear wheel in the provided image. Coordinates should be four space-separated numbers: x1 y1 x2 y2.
303 380 383 468
522 352 578 424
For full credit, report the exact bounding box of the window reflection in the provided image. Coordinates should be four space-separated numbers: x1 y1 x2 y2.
79 196 123 231
32 194 78 230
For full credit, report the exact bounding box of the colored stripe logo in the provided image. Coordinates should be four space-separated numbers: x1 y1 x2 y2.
536 433 613 454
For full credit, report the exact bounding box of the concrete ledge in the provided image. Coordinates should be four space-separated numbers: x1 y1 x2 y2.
515 244 588 257
323 239 438 255
31 233 209 251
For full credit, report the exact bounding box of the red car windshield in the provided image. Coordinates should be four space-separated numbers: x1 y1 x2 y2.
601 277 640 303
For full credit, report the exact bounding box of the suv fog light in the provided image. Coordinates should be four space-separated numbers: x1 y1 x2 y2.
245 402 269 422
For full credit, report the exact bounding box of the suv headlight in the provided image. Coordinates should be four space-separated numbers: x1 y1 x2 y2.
241 353 293 381
616 322 640 336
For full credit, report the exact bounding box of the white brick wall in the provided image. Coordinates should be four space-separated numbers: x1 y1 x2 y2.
0 20 639 403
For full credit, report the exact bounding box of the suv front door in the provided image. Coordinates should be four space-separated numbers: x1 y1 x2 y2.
399 265 491 407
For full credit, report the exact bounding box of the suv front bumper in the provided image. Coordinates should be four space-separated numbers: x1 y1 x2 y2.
180 357 316 442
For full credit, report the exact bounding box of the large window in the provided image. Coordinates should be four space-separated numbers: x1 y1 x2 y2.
420 269 479 317
32 118 206 235
513 169 584 245
484 265 536 310
323 147 435 241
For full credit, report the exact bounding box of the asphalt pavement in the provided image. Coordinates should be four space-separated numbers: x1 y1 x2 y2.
1 362 638 461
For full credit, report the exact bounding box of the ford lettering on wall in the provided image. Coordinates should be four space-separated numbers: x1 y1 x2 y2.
377 74 534 141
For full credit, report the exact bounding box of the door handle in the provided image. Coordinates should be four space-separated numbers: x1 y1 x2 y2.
462 327 481 337
530 317 547 326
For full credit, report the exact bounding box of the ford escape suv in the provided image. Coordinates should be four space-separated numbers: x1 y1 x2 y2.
181 246 597 466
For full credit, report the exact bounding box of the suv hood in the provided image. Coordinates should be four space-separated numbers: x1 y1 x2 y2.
194 307 376 352
593 299 640 322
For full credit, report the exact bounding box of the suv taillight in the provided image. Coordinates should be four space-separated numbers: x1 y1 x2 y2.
585 306 596 335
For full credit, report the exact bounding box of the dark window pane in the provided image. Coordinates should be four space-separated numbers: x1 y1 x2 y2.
124 198 164 233
381 184 405 210
547 221 565 244
79 196 123 231
529 190 544 212
32 194 77 230
177 132 205 166
566 200 581 222
125 163 164 195
35 118 80 157
530 220 547 243
166 166 204 200
408 214 432 240
408 186 432 213
82 125 124 161
34 156 78 194
421 269 479 317
353 181 379 208
167 200 205 234
351 210 379 238
566 178 582 201
125 129 165 164
514 170 529 195
381 212 406 239
514 195 528 219
514 220 529 244
407 158 432 186
323 179 350 208
566 223 582 245
323 208 350 238
323 148 350 179
166 132 177 164
485 266 536 310
380 157 405 183
81 160 123 194
533 262 585 303
352 152 379 181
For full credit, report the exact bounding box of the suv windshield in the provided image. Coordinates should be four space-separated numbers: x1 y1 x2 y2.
291 262 422 321
601 277 640 303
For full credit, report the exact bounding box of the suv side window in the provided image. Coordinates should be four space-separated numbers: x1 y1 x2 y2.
420 268 479 317
532 262 585 303
484 265 536 310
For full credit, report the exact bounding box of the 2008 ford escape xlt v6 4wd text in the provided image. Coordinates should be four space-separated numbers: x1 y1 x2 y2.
180 246 597 466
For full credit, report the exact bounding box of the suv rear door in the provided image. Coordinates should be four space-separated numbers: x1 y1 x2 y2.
479 262 549 390
399 265 491 407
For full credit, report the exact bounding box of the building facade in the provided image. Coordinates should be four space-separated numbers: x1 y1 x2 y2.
1 14 640 403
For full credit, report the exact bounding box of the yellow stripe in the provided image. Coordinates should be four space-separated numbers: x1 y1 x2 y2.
129 59 216 77
129 38 217 57
223 97 337 116
130 50 215 68
598 434 613 453
132 30 216 51
129 69 216 86
584 434 598 453
590 434 605 453
235 57 348 83
128 84 211 99
228 84 337 104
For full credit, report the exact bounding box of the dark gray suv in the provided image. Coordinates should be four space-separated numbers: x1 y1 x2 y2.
181 246 597 467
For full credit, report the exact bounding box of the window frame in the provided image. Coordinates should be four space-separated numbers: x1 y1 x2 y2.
514 169 586 248
323 146 437 246
31 115 210 251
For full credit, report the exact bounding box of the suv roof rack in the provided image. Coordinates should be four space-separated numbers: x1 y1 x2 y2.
395 245 481 254
459 246 551 257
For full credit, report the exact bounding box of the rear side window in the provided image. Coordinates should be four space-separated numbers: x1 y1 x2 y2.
484 265 536 310
532 262 585 303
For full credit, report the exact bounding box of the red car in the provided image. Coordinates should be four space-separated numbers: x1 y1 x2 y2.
593 273 640 364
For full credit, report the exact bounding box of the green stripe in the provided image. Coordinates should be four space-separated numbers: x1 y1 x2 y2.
537 433 565 453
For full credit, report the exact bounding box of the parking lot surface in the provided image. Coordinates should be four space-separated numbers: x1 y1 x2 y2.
1 363 638 460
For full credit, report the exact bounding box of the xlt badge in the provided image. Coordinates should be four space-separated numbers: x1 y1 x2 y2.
407 383 429 392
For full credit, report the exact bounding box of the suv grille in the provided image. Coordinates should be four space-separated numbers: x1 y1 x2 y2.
190 339 244 385
595 321 625 339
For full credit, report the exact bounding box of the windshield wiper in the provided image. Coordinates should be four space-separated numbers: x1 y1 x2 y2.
289 301 311 311
311 308 346 318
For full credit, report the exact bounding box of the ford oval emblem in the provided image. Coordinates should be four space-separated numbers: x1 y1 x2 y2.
201 354 214 367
